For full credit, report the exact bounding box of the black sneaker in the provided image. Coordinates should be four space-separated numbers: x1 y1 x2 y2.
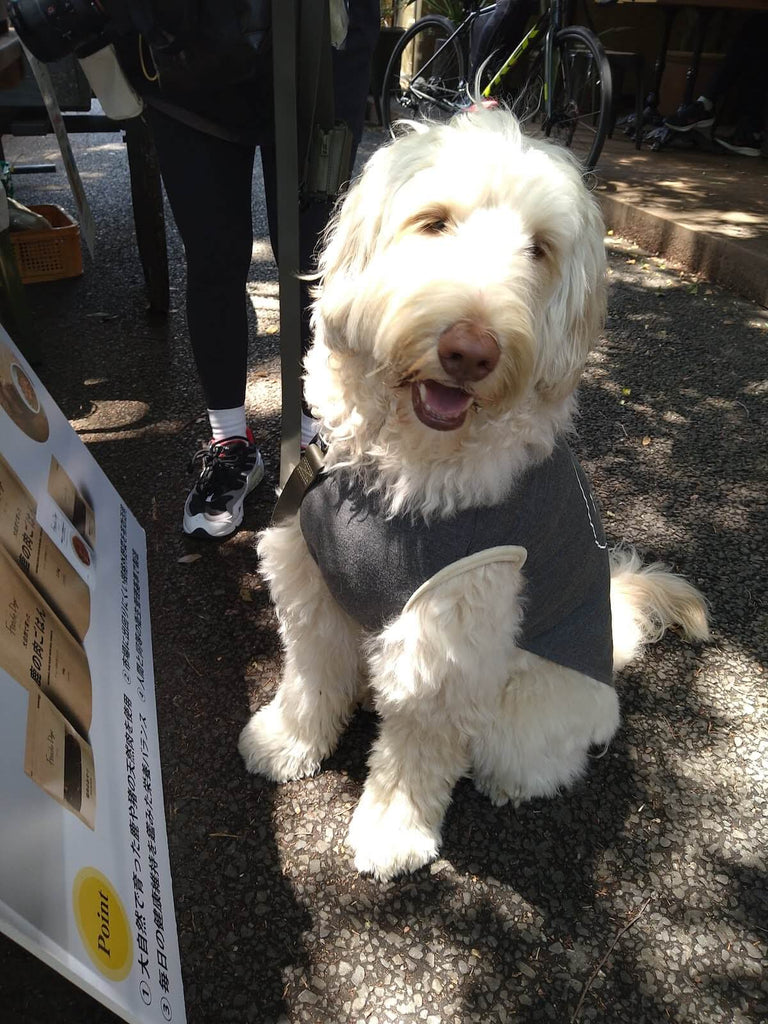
183 429 265 538
715 126 763 157
664 100 714 132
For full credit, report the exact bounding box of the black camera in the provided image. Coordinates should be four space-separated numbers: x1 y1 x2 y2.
9 0 140 63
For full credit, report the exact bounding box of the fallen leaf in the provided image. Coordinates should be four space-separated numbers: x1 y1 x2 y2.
642 436 651 446
265 325 279 335
177 553 202 564
621 388 631 396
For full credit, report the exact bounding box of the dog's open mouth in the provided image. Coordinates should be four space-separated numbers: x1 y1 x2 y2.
411 380 474 431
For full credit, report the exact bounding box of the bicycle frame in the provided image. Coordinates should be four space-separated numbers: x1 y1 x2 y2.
481 0 569 118
481 12 550 98
384 0 608 169
403 3 496 111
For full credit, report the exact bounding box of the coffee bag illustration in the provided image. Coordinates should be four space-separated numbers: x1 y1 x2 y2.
47 456 96 548
0 453 90 641
24 688 96 829
0 545 92 737
36 491 96 591
0 339 49 442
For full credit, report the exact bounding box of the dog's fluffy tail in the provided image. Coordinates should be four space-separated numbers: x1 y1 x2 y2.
610 546 710 672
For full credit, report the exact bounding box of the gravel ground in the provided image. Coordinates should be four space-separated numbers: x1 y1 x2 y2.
1 125 766 1024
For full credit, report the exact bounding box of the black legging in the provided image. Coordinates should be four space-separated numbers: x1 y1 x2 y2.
469 0 537 87
704 13 768 131
145 2 379 411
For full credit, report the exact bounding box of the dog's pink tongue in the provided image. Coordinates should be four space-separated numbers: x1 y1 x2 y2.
421 381 472 415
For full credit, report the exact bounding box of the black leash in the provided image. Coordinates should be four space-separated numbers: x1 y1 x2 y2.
271 1 353 486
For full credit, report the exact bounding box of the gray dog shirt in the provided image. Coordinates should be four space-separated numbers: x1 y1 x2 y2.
300 439 614 686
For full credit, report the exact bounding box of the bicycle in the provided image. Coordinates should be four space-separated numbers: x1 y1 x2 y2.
381 1 613 172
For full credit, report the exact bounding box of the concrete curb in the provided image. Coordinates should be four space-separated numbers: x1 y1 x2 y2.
597 190 768 308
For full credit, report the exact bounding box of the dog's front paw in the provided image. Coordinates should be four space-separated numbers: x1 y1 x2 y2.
347 790 440 881
238 701 324 782
472 772 523 808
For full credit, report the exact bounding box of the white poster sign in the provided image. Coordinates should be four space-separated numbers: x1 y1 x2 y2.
0 326 186 1024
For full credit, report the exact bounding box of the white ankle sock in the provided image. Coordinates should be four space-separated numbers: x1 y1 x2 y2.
208 406 247 441
697 95 713 112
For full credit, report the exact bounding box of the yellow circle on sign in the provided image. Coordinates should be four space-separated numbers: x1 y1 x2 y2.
72 867 133 981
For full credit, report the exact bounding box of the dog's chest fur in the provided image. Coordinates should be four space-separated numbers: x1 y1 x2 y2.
299 440 615 685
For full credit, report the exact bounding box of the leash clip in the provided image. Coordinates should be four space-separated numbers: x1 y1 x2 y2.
271 434 328 526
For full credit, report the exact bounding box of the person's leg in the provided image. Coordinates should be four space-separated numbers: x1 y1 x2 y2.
145 105 256 415
667 14 768 135
469 0 537 87
262 0 379 317
470 1 511 85
703 13 768 110
261 0 379 439
145 106 264 536
721 13 768 146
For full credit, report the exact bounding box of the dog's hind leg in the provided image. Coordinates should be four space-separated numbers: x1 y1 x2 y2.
471 654 620 805
238 515 361 782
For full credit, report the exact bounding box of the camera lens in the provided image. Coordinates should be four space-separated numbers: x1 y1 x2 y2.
9 0 109 63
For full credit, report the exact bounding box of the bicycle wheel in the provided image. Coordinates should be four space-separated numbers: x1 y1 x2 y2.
547 26 612 172
498 26 611 172
381 15 466 136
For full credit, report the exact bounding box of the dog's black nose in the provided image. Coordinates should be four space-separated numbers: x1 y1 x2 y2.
438 323 500 382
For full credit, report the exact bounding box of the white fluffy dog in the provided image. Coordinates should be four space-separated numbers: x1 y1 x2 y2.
239 109 709 881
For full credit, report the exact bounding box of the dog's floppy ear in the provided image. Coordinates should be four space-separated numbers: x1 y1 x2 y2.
314 147 393 349
318 122 430 285
535 183 607 402
320 176 381 281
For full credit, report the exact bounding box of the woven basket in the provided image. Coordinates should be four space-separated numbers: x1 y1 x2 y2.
10 204 83 284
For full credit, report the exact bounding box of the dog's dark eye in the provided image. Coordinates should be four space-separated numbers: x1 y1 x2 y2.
527 242 547 260
422 218 450 235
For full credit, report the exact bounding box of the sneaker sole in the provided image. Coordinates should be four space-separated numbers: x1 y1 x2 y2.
715 137 760 157
664 118 714 133
182 459 265 538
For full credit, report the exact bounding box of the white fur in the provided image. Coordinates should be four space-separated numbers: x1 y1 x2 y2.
239 110 709 881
